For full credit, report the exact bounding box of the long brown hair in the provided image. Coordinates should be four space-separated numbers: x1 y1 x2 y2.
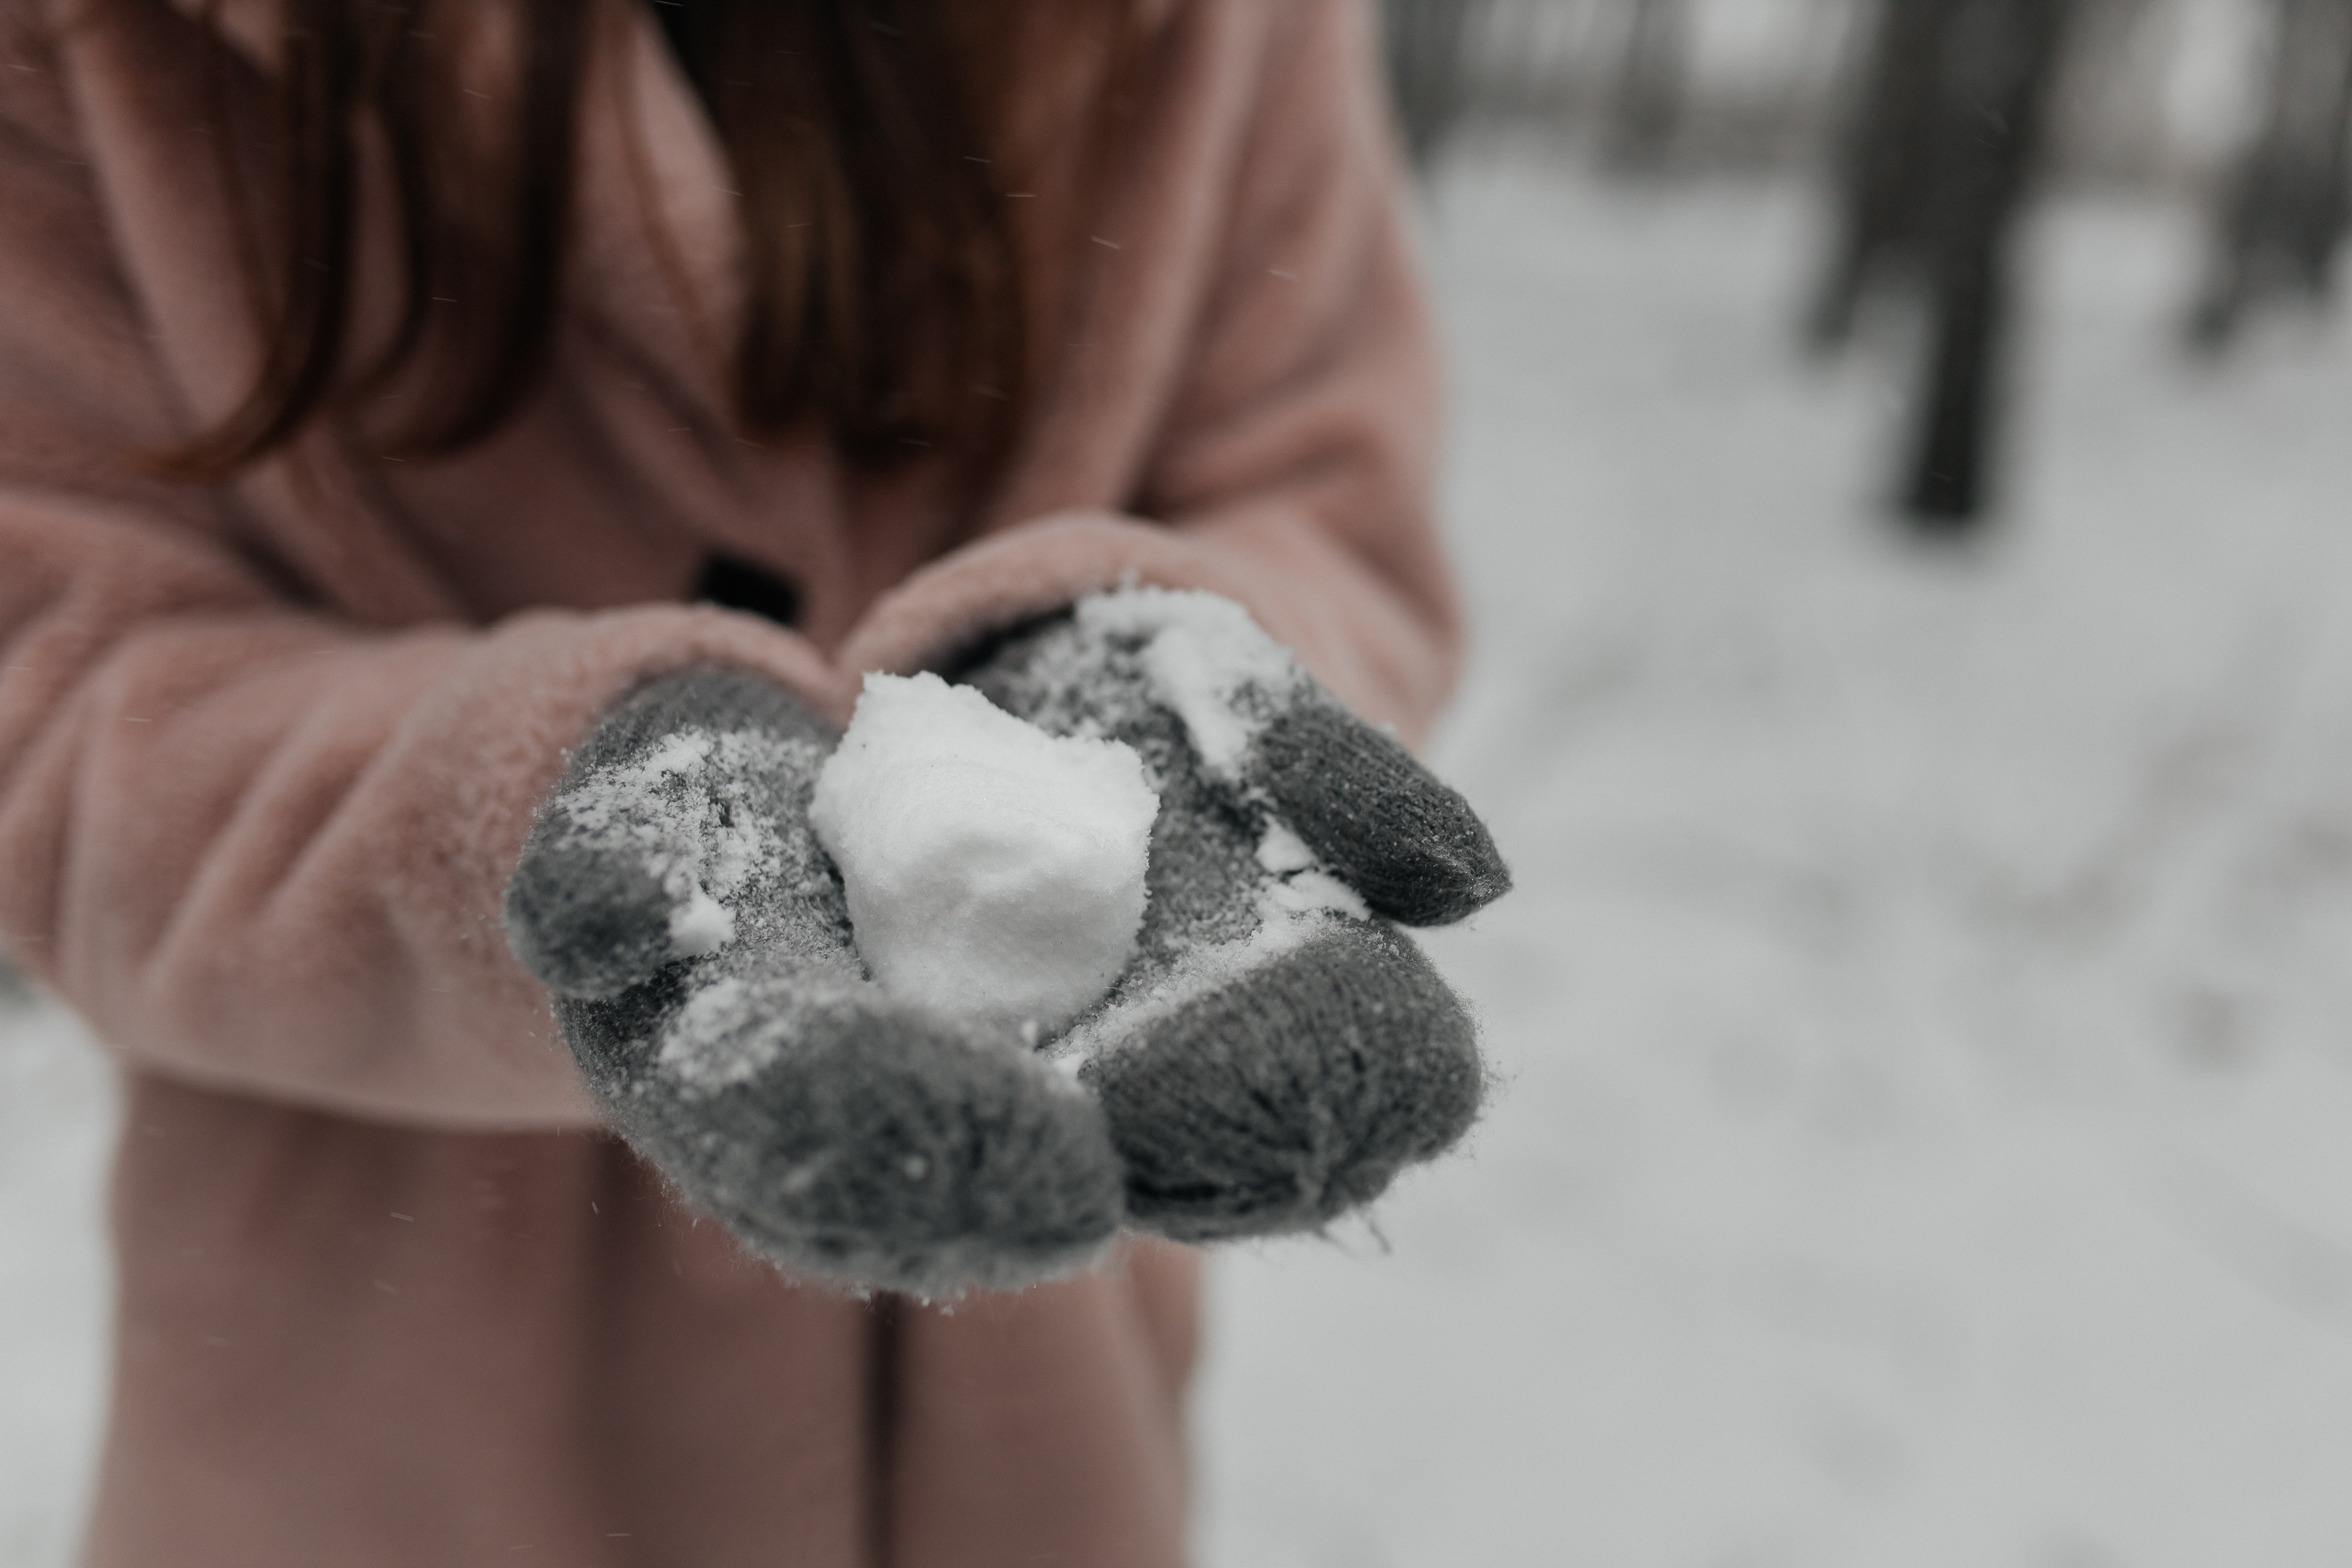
171 0 1142 480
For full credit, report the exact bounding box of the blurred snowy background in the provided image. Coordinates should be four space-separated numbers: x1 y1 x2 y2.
9 0 2352 1563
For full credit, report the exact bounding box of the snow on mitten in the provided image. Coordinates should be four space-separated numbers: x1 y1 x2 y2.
961 587 1510 1242
504 668 1124 1295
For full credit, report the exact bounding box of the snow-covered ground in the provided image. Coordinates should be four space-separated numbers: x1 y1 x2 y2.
1196 145 2352 1566
8 143 2352 1565
0 1002 112 1568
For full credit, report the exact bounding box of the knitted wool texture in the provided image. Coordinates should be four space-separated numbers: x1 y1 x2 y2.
506 669 1125 1296
963 593 1508 1241
504 592 1511 1289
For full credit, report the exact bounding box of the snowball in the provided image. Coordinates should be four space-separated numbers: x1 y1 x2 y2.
810 672 1160 1039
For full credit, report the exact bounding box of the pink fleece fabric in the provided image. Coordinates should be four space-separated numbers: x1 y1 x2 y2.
0 0 1459 1562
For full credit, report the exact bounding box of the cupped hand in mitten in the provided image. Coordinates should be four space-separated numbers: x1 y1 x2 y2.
962 588 1511 1243
503 669 1124 1296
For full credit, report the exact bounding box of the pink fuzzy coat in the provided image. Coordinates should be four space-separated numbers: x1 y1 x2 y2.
0 0 1457 1562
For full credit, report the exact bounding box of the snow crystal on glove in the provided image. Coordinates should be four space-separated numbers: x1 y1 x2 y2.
1075 587 1304 781
550 728 821 959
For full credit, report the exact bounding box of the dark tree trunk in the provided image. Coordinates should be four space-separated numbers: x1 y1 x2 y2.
2187 0 2352 348
1809 0 1950 346
1604 0 1692 168
1809 0 2072 530
1382 0 1485 169
1906 0 2070 524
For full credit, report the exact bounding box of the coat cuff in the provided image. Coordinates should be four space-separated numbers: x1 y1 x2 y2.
834 510 1448 746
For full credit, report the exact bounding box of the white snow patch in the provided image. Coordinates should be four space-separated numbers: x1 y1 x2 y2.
1255 820 1369 922
654 975 869 1094
811 672 1160 1039
1255 820 1319 875
654 976 769 1089
1077 587 1303 780
0 997 113 1568
667 885 734 955
559 728 818 965
1261 868 1368 922
1199 146 2352 1568
1055 884 1362 1063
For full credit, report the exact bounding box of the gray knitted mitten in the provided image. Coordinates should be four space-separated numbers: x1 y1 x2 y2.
503 670 1124 1296
960 589 1510 1243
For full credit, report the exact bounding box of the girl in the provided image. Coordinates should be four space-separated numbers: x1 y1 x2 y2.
0 0 1497 1561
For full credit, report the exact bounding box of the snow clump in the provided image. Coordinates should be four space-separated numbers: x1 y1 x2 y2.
1074 587 1305 781
810 672 1160 1041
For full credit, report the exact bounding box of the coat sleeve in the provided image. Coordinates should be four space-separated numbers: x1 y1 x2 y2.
837 0 1460 746
0 18 840 1131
